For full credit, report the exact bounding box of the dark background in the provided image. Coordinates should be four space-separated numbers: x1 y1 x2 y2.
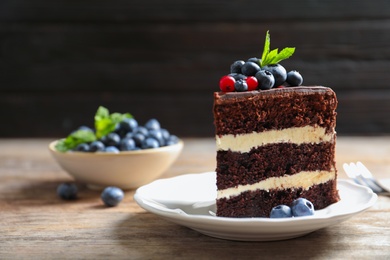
1 0 390 138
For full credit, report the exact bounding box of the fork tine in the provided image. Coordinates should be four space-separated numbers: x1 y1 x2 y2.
343 163 364 186
356 161 387 193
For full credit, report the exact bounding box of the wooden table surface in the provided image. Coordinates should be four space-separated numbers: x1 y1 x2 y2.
1 137 390 259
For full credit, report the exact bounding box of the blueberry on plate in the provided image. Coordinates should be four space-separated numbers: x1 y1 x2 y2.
57 183 78 200
101 186 124 207
270 205 292 218
291 198 315 217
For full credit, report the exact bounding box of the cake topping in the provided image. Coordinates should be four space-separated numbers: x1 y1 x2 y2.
219 31 304 92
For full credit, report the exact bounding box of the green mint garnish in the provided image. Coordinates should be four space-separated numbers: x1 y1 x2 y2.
55 106 132 152
94 106 132 139
260 30 295 67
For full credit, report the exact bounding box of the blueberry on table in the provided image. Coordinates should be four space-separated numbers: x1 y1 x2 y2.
261 64 287 87
255 70 275 90
101 186 124 207
57 183 78 200
286 70 303 86
291 198 315 217
270 205 292 218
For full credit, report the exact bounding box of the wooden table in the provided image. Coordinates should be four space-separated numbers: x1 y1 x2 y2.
1 137 390 259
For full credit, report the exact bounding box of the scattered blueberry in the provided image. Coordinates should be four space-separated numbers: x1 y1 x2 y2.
286 70 303 86
261 64 287 87
234 79 248 92
57 183 78 200
291 198 315 217
255 70 275 90
270 205 292 218
101 186 124 207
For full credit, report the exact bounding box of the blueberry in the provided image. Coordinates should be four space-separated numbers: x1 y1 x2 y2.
74 143 90 152
134 126 149 136
247 57 261 64
148 129 165 146
57 183 78 200
72 125 94 135
291 198 315 217
89 141 105 152
104 133 121 147
241 62 261 76
230 60 245 74
270 205 292 218
120 137 136 151
286 70 303 86
145 119 161 131
234 79 248 92
160 128 171 141
142 137 160 149
261 64 287 87
166 135 179 146
101 186 124 207
104 146 120 153
255 70 275 90
132 132 146 147
116 118 138 136
228 73 247 81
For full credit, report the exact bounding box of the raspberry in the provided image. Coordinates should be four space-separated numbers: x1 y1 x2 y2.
219 75 236 92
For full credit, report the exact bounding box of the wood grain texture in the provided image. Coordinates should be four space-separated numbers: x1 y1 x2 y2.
1 0 390 136
0 138 390 259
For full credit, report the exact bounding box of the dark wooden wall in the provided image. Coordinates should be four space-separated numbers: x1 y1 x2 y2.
1 0 390 137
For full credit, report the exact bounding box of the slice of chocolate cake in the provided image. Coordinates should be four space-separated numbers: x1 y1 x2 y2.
213 86 340 218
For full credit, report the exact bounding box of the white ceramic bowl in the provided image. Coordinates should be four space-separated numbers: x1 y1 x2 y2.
49 139 183 190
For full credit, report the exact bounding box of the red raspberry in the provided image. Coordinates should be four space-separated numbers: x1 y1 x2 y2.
246 76 258 91
219 75 236 92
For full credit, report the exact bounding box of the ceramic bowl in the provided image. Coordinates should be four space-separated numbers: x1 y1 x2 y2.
49 139 183 190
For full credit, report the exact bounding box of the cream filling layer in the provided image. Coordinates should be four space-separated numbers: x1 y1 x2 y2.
217 170 336 200
216 125 334 153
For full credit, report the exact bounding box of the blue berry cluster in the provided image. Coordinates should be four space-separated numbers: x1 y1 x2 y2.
73 118 179 153
219 58 303 92
270 198 315 218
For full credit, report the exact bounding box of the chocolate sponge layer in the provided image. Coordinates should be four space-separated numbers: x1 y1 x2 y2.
216 142 336 189
216 179 339 218
214 87 337 136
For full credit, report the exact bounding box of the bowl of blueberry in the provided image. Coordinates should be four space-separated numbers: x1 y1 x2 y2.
49 106 183 190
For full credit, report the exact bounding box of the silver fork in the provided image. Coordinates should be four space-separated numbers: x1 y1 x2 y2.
343 161 390 195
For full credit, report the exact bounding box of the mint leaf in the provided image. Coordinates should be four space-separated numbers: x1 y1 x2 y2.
94 106 132 139
55 129 96 152
261 30 271 65
260 31 295 67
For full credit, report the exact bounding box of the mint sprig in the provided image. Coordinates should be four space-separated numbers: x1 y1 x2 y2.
260 31 295 67
55 106 132 152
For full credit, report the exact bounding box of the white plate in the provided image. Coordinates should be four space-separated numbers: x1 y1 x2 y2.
134 172 377 241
